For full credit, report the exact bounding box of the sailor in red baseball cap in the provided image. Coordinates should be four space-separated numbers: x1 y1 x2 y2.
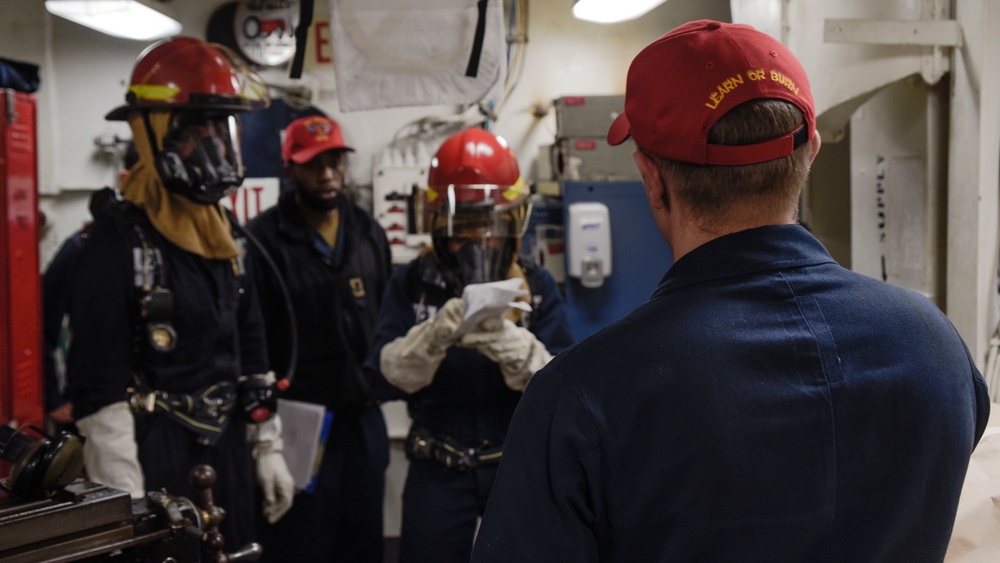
278 115 356 213
282 114 355 166
607 19 817 167
245 113 393 562
472 20 988 563
601 19 823 262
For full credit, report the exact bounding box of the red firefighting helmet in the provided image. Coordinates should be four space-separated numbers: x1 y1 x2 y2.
105 36 268 121
104 37 269 204
422 128 531 286
423 127 529 239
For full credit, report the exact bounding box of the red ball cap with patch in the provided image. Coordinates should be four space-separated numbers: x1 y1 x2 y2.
283 115 354 165
607 20 815 166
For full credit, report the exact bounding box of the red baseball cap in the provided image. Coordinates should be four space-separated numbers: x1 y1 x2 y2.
607 20 815 166
282 115 354 165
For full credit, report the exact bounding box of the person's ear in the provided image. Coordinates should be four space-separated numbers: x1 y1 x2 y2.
634 151 667 211
808 129 822 164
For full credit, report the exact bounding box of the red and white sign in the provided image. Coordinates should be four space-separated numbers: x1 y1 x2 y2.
221 177 281 224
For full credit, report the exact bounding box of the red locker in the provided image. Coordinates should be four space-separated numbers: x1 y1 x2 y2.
0 89 42 430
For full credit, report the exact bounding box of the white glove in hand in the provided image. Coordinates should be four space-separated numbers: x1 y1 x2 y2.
459 318 553 391
380 297 465 393
247 414 295 524
75 401 146 499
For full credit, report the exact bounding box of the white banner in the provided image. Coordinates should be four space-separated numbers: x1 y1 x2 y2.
328 0 506 112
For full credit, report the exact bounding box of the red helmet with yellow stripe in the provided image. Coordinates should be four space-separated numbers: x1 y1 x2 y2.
424 127 529 237
105 36 267 121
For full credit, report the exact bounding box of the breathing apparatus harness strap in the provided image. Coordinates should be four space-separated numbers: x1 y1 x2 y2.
126 213 178 355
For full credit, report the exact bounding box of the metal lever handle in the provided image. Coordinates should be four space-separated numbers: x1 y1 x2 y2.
224 542 264 562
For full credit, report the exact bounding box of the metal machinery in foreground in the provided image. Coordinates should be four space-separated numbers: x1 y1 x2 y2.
0 464 262 563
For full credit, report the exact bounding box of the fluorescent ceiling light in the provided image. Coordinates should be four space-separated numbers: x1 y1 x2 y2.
572 0 667 24
45 0 182 41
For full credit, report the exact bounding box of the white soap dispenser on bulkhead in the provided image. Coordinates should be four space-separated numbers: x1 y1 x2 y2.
566 202 611 288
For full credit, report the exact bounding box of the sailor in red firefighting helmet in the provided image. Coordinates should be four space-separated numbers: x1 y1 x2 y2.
364 127 574 563
67 37 293 550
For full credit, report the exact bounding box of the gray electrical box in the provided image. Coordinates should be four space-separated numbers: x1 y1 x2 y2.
554 137 640 181
555 95 625 138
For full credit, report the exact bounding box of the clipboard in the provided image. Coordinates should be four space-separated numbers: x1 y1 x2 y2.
277 398 333 492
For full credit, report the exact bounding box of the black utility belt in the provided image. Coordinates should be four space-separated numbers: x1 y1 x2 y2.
128 382 236 447
404 424 503 472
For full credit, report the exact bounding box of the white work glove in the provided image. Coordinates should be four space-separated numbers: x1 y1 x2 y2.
380 297 465 393
75 401 146 499
459 318 553 391
247 414 295 524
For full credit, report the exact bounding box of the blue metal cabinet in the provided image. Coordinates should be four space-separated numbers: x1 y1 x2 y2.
562 181 673 341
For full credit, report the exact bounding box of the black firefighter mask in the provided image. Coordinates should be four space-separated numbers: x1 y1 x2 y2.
435 230 517 290
153 112 245 205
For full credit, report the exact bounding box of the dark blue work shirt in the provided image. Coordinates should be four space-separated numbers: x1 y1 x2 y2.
473 224 990 562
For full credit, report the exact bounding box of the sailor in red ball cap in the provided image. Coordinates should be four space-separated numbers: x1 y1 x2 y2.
245 115 394 562
472 19 989 563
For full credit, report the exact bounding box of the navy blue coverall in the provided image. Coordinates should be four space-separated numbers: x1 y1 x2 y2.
67 204 268 550
472 225 991 562
246 189 393 562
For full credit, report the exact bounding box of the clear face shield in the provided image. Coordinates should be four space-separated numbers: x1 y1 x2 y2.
422 184 532 287
159 111 245 204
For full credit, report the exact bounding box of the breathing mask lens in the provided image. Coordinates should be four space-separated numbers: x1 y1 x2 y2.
161 113 245 204
444 232 514 287
425 193 530 289
455 242 489 286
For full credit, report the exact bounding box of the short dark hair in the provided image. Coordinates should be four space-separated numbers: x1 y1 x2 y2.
648 99 812 229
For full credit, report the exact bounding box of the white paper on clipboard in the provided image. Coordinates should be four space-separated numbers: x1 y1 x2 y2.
277 398 328 491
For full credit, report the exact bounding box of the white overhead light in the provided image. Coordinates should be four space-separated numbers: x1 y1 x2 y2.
44 0 182 41
572 0 668 24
